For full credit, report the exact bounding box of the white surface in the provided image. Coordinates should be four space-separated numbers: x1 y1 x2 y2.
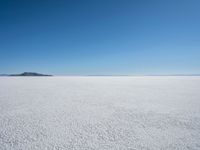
0 76 200 150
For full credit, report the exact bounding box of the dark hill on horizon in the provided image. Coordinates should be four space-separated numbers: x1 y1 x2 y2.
9 72 52 76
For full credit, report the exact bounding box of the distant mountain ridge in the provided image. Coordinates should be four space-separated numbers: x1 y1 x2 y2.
8 72 52 76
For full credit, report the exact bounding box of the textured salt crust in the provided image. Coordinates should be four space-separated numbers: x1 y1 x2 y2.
0 76 200 150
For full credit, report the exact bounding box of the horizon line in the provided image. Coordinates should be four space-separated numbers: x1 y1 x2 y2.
1 73 200 77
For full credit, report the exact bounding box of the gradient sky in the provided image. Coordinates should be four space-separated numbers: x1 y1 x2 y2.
0 0 200 75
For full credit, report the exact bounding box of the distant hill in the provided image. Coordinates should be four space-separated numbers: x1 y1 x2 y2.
9 72 52 76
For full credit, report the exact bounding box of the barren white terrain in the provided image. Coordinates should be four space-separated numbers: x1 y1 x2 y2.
0 76 200 150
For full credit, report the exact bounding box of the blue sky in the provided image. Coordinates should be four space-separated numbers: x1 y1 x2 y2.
0 0 200 75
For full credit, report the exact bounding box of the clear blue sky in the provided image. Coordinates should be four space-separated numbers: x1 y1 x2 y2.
0 0 200 75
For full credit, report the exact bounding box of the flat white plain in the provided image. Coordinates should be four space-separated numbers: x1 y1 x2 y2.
0 76 200 150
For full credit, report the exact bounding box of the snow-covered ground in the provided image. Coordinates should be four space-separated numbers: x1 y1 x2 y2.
0 76 200 150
